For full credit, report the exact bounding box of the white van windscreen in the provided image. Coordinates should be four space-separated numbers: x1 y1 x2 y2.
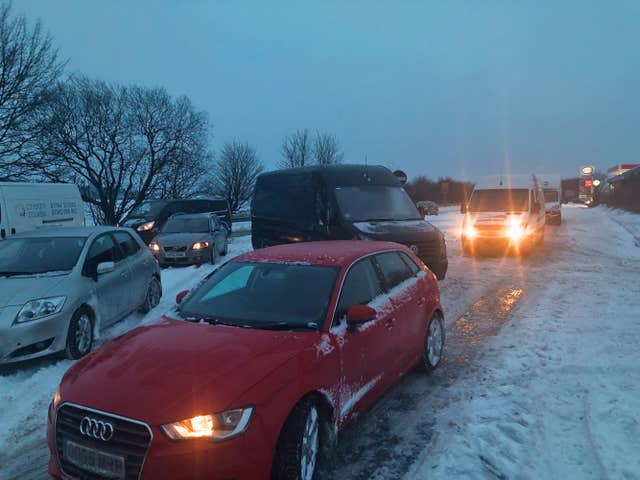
469 189 529 213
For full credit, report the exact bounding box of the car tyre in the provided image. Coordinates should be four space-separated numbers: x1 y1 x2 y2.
420 313 444 372
139 276 162 313
272 398 321 480
65 308 94 360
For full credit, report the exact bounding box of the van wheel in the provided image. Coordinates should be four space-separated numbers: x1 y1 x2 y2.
420 313 444 372
272 399 321 480
65 309 93 360
139 277 162 313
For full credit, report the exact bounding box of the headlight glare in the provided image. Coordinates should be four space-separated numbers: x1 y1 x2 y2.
15 296 66 323
149 243 161 252
137 221 155 232
162 407 253 441
192 241 210 250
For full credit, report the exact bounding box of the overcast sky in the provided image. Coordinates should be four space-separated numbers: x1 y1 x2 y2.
17 0 640 180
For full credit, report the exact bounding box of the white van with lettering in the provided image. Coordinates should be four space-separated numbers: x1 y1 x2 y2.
0 183 84 240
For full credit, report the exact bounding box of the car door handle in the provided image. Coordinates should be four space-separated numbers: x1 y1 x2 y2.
417 297 425 306
120 271 129 278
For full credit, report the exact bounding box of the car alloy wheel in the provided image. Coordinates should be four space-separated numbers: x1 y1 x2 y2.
140 277 162 313
301 406 319 480
66 309 94 360
75 314 92 355
423 314 444 371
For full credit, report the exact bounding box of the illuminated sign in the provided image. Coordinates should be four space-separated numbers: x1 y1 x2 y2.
580 166 594 176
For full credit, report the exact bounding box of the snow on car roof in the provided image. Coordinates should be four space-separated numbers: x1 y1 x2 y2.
234 241 408 266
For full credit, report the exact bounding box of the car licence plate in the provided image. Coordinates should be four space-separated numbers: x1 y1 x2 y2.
165 251 186 258
63 440 125 479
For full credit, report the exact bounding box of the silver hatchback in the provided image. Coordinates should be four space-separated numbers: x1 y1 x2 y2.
0 226 161 364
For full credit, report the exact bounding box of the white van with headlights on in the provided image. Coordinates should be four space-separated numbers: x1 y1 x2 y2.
460 175 546 255
0 182 84 240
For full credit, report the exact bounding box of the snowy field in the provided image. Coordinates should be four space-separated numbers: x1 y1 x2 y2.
1 206 639 479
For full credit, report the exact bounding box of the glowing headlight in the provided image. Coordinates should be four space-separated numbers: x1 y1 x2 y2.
507 223 526 241
149 243 161 252
53 385 62 409
15 296 66 323
192 241 210 250
137 221 155 232
463 225 477 239
162 408 253 441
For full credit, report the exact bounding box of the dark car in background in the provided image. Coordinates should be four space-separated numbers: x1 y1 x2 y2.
149 213 229 267
122 198 232 244
251 165 448 279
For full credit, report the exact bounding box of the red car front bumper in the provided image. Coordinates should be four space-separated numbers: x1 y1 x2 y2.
46 402 275 480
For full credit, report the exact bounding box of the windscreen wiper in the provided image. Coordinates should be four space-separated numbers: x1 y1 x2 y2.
253 322 318 331
0 271 31 277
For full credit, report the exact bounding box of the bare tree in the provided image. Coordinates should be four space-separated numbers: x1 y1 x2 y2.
0 2 64 180
279 129 310 168
209 140 263 213
30 76 211 224
313 131 344 165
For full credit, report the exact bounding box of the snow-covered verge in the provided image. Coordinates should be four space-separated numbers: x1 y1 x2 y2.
404 205 640 479
0 236 253 479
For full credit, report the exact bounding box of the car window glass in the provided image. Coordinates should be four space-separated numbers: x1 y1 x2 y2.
201 265 253 300
376 252 413 289
112 231 140 258
84 234 122 274
399 252 420 275
335 258 382 323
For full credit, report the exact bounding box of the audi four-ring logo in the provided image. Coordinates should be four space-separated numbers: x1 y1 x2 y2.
79 416 114 441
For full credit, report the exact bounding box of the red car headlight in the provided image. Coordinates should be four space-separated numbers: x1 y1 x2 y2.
161 407 253 441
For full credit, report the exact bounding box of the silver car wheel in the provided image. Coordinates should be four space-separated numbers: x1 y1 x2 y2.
301 406 319 480
427 317 443 366
75 314 92 354
148 278 161 309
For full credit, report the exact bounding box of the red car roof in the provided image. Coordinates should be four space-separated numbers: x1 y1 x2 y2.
234 241 407 267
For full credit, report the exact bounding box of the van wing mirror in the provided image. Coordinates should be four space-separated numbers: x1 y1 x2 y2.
176 290 189 304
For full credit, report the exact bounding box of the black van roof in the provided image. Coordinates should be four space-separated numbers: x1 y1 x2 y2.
257 164 401 188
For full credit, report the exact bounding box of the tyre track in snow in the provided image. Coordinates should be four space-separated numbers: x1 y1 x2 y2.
321 282 529 480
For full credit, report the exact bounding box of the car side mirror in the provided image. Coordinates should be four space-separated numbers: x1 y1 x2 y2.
346 304 377 331
96 261 115 276
176 290 189 304
460 203 467 214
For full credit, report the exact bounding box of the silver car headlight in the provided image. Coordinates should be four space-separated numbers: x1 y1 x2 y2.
161 407 253 441
15 296 66 323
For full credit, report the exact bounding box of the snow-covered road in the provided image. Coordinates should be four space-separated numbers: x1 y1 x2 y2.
1 206 639 479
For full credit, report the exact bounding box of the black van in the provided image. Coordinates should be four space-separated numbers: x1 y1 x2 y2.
122 198 232 244
251 165 448 279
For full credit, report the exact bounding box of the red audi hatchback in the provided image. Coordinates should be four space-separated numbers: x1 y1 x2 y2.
47 241 445 480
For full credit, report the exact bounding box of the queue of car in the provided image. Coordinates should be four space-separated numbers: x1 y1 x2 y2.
2 166 548 479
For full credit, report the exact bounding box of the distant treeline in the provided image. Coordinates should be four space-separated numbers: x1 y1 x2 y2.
404 176 474 205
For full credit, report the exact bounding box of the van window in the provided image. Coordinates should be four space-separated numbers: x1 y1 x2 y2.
334 186 420 222
253 174 315 224
468 189 529 213
131 200 167 217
